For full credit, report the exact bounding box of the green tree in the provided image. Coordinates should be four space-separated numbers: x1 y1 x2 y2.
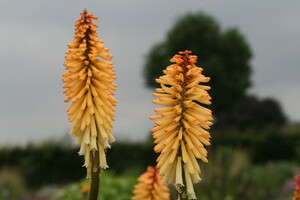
217 96 287 129
144 12 252 117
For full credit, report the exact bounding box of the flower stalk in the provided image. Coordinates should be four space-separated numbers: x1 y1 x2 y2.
89 153 100 200
150 50 213 199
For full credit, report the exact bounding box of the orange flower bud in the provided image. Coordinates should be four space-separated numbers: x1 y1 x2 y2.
294 174 300 200
132 166 171 200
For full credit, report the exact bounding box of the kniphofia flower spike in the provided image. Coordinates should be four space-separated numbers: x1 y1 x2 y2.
294 174 300 200
150 50 213 199
63 9 117 177
131 166 171 200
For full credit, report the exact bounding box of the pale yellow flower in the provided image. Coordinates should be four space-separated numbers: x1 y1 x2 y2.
150 50 213 199
132 166 171 200
62 9 117 177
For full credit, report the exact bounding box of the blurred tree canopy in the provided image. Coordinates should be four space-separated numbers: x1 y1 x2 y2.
144 12 252 118
217 96 287 129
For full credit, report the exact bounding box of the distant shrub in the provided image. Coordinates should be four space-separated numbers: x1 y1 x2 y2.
107 142 156 176
0 141 85 189
0 126 299 190
211 126 300 163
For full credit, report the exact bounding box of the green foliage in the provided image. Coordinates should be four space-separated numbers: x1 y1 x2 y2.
250 162 295 200
196 147 251 200
52 171 137 200
52 182 85 200
144 12 252 116
98 171 137 200
194 147 296 200
0 168 26 200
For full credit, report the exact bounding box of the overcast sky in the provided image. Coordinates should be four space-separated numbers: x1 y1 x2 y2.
0 0 299 145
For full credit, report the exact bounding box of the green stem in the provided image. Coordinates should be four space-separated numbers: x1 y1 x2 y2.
89 153 100 200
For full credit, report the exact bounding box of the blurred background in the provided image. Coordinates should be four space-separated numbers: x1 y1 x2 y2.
0 0 299 199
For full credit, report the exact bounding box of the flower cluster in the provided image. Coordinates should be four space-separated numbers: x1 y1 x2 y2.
131 166 170 200
150 50 213 199
294 174 300 200
62 9 117 177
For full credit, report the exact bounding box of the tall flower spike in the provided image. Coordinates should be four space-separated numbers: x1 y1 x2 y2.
62 9 117 177
150 50 213 199
131 166 171 200
294 174 300 200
